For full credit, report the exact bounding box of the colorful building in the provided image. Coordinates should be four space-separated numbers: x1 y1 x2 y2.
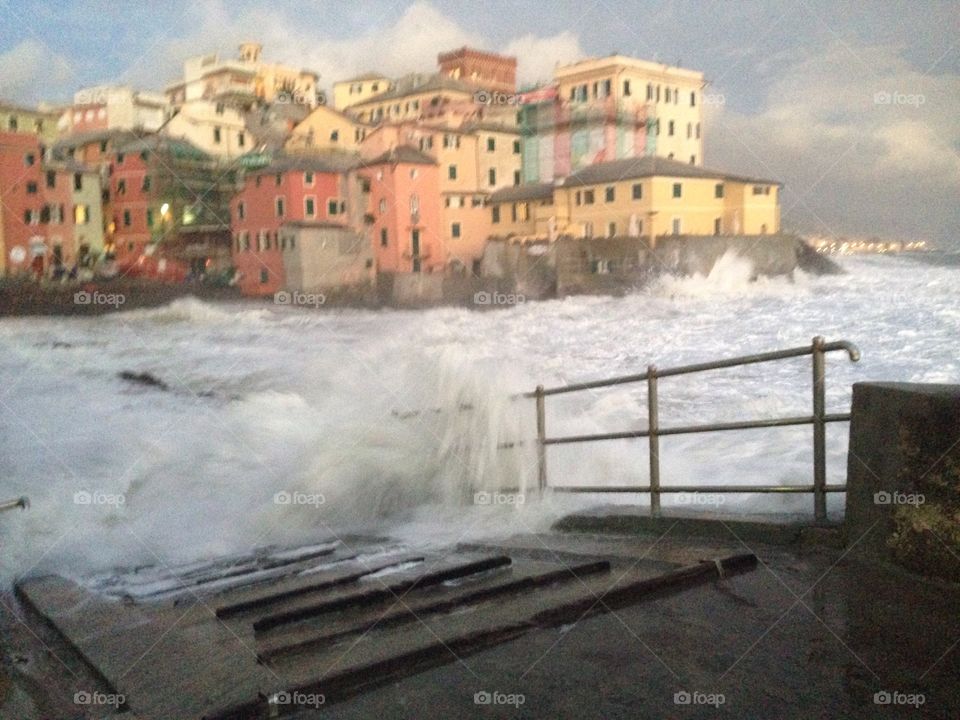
488 156 780 241
229 152 360 296
57 86 169 136
109 135 234 279
166 43 321 110
359 146 443 274
285 105 373 152
0 101 62 145
332 73 391 111
437 47 517 95
0 132 76 276
520 55 706 183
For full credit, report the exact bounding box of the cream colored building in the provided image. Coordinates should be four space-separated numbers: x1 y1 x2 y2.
166 43 320 109
332 73 391 110
554 55 706 165
2 101 62 144
164 100 249 158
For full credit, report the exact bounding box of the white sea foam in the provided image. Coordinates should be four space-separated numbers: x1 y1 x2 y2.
0 254 957 585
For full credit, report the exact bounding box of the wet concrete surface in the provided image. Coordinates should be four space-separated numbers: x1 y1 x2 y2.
2 529 958 719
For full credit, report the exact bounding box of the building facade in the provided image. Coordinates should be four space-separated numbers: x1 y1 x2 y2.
58 86 169 136
437 47 517 95
230 152 360 296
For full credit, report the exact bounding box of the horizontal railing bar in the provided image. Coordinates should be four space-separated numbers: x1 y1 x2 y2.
544 413 851 445
550 484 848 494
525 340 860 398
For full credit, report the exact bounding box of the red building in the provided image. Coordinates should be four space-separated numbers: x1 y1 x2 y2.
108 135 233 280
360 146 444 274
230 152 358 296
0 132 76 277
437 47 517 95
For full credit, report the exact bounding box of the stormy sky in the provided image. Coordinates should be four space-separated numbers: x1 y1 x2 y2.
1 0 957 248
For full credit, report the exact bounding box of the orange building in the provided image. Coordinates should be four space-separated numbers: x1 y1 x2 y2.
360 146 443 274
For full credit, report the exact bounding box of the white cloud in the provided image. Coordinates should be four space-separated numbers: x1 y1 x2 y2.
0 40 75 103
503 32 586 88
707 43 960 244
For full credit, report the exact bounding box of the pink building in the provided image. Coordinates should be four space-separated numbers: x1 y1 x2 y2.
360 146 444 274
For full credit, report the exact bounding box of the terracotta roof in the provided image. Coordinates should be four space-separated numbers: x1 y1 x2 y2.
561 156 781 187
339 72 389 83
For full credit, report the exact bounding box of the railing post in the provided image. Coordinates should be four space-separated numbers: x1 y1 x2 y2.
647 365 661 517
535 385 547 492
812 336 827 522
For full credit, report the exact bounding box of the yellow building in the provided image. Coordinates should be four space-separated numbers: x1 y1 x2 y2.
489 157 780 240
332 72 391 111
344 74 477 125
286 105 373 152
553 55 706 165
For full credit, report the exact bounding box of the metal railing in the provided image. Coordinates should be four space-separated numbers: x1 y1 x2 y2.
523 337 860 522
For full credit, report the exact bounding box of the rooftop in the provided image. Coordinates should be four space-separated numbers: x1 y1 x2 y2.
361 145 438 167
249 149 361 175
489 182 555 203
348 73 476 106
561 155 780 187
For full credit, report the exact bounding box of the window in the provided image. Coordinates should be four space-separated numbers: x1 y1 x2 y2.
45 170 56 188
280 236 286 251
142 176 151 191
380 228 388 247
140 150 149 161
672 217 681 234
605 186 615 202
26 181 37 194
510 204 518 222
243 232 250 250
696 123 701 139
147 209 154 227
691 91 697 107
238 132 245 147
99 140 108 152
584 189 595 205
117 180 126 195
632 183 642 200
260 269 269 284
74 205 89 224
668 120 675 136
752 185 770 195
330 130 339 142
238 202 245 220
715 183 724 199
8 115 18 131
603 79 612 96
672 183 682 198
116 153 124 164
487 137 495 152
513 170 520 186
74 173 82 191
379 198 387 213
646 83 653 101
714 218 721 235
123 210 131 227
24 153 35 166
305 197 315 217
451 222 461 238
687 123 692 139
623 80 631 96
213 127 222 144
275 197 285 217
448 164 457 180
275 173 282 186
690 155 696 165
575 190 582 206
513 140 520 154
492 206 500 223
608 222 616 237
488 168 496 186
328 199 339 215
304 171 314 186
